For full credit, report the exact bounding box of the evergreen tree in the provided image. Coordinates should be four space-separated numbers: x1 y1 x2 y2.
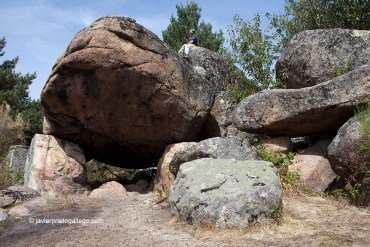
0 37 42 142
162 1 224 52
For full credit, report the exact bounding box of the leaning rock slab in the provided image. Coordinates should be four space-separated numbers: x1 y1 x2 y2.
276 29 370 88
198 93 242 138
155 137 261 193
24 134 86 197
41 16 214 168
233 64 370 137
184 47 242 138
169 158 282 228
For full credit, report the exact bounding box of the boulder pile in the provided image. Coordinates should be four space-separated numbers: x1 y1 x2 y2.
232 29 370 196
2 18 369 228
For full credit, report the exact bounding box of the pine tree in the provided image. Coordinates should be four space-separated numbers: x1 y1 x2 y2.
0 37 42 142
162 1 224 52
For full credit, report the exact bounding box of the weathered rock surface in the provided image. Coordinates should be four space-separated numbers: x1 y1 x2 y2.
169 158 282 228
6 185 41 199
155 137 261 193
89 181 127 198
198 93 242 138
233 64 370 137
0 185 39 208
24 134 86 197
0 210 7 222
125 179 150 193
184 46 238 93
289 139 337 192
276 29 370 88
41 16 215 168
328 117 368 181
184 47 241 138
0 194 14 208
8 197 47 217
1 145 28 184
262 137 293 155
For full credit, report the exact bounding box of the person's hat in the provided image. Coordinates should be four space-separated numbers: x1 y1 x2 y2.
189 29 195 34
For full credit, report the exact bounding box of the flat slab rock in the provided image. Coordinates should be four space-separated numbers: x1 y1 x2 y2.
233 64 370 137
169 158 282 228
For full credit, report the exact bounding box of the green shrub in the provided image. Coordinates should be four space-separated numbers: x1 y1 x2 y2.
328 183 368 206
258 146 300 192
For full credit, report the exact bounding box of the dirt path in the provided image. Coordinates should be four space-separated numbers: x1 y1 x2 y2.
1 192 369 247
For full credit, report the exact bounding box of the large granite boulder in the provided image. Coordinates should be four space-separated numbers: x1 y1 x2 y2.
233 64 370 137
169 158 282 228
328 117 368 181
24 134 86 197
154 137 261 194
41 16 215 168
276 29 370 88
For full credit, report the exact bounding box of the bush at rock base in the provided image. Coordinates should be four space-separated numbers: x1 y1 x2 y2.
257 145 301 193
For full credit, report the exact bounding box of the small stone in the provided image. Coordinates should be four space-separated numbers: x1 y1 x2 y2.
8 205 31 217
89 181 127 199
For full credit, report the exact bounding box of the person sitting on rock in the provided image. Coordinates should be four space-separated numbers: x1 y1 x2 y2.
179 29 199 58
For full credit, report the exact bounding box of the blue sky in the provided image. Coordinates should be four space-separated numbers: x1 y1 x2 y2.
0 0 285 99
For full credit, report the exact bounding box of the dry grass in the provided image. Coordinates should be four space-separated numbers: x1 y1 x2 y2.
0 103 26 130
0 103 27 189
171 194 370 247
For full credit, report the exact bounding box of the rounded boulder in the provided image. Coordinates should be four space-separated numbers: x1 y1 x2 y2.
169 158 282 228
41 16 214 168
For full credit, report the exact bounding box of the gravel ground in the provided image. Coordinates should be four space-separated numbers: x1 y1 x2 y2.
0 192 369 247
